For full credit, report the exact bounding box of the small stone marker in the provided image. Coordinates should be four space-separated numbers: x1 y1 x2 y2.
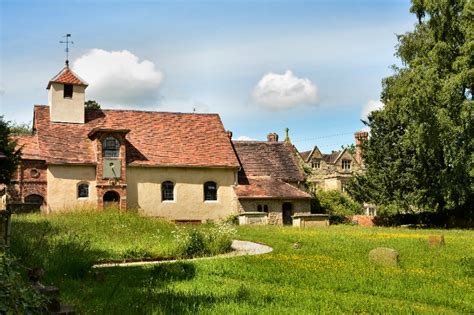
292 242 302 249
368 247 399 267
428 235 445 247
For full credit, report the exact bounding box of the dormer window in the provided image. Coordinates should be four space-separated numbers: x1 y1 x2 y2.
63 84 73 98
342 159 351 170
311 159 321 169
103 137 120 158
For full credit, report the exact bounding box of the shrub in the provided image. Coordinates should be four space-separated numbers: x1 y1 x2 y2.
173 222 236 258
312 190 362 223
0 254 47 314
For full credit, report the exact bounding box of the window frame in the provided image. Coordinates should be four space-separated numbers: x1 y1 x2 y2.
311 159 321 169
342 159 351 170
161 181 175 202
203 181 218 201
102 136 120 158
63 84 73 98
77 182 90 199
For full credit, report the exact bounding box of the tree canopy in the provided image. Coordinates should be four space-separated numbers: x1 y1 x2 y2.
348 0 473 213
85 100 101 110
0 117 21 184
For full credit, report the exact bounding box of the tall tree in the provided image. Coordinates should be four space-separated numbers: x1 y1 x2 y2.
348 0 473 213
0 117 21 184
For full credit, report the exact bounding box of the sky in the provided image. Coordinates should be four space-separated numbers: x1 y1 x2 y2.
0 0 415 152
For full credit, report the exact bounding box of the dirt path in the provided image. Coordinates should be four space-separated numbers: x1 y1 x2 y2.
93 240 273 268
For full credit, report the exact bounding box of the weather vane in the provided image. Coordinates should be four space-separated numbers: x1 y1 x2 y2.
60 34 74 67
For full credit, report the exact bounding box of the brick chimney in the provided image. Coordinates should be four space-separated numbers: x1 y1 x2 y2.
226 130 233 140
267 132 279 142
354 131 369 166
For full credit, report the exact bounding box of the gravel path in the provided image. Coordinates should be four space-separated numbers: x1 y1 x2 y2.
93 240 273 268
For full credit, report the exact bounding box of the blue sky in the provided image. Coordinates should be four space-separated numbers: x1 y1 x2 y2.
0 0 415 152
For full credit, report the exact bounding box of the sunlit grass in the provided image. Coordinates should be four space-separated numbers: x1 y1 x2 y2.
10 212 474 314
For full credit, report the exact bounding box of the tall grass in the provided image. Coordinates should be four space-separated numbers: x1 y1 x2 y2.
9 209 235 283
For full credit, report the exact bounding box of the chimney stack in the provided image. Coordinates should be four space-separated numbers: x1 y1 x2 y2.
267 132 279 142
354 131 369 166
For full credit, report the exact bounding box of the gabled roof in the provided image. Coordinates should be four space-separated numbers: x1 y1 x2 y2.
300 145 323 163
234 176 310 199
322 150 342 164
47 67 88 89
13 135 42 160
32 105 240 168
232 140 305 182
300 150 311 161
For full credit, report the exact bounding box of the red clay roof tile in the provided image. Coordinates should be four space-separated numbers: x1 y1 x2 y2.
33 106 240 168
232 141 305 182
234 176 310 199
47 67 88 89
13 135 42 160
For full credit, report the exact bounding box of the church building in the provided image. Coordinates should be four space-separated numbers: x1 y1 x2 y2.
9 64 311 224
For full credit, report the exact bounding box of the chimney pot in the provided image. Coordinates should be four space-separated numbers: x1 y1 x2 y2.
267 133 279 142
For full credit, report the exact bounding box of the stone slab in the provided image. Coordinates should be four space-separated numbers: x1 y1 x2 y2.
368 247 399 267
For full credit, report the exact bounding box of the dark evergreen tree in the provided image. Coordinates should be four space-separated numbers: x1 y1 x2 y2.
0 117 21 184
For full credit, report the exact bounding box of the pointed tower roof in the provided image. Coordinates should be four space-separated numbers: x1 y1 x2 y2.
47 66 88 89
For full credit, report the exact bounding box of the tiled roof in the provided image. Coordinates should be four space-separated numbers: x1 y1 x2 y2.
47 67 88 89
234 176 310 199
232 140 305 182
33 106 240 168
13 135 42 160
322 151 341 164
300 150 311 161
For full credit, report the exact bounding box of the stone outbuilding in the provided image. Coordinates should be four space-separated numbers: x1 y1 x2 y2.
232 134 311 225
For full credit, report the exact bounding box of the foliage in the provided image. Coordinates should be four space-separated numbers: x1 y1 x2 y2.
0 253 46 314
9 120 32 135
341 143 356 155
312 189 362 217
348 0 474 213
0 116 21 184
38 225 474 314
10 210 235 283
85 100 101 110
173 222 236 257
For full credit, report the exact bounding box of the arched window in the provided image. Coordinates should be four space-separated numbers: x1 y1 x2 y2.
103 137 120 158
263 205 269 213
77 182 89 198
257 205 262 212
162 181 174 201
204 181 217 201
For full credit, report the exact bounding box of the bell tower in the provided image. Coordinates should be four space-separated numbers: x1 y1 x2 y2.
47 66 88 123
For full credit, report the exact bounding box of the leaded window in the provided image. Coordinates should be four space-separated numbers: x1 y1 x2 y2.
78 183 89 198
204 181 217 201
342 159 351 170
103 137 120 158
162 181 174 201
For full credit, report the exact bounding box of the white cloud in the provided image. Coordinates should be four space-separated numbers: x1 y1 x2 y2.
361 99 384 120
252 70 318 110
72 49 164 106
236 136 255 141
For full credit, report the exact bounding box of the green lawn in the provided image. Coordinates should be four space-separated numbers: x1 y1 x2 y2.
10 212 474 314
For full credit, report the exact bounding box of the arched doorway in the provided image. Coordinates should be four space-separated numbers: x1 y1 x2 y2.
282 202 293 225
24 194 44 212
103 191 120 209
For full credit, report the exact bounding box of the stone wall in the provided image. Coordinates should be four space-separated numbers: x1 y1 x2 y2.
237 199 310 225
